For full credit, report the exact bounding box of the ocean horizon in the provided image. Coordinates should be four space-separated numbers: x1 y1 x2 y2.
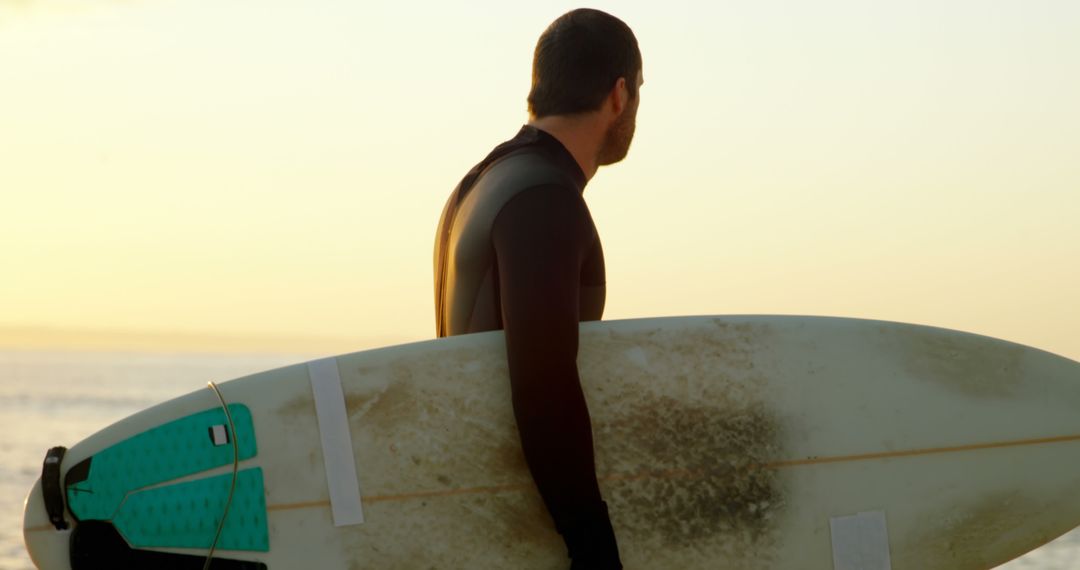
3 348 1079 569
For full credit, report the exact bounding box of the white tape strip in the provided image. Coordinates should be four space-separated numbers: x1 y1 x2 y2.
830 510 891 570
308 358 365 526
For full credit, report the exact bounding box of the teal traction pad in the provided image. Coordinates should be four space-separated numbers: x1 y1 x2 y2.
65 404 269 551
113 468 269 551
68 404 257 521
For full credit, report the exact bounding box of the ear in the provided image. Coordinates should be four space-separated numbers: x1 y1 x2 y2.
609 76 629 115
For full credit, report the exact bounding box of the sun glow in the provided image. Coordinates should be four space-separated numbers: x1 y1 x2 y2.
2 0 1078 358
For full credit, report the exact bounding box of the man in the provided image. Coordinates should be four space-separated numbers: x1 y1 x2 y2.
433 8 642 569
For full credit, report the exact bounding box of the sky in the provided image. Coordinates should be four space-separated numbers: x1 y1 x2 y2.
1 0 1078 358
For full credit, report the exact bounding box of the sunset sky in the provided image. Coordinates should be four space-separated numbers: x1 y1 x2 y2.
1 0 1077 359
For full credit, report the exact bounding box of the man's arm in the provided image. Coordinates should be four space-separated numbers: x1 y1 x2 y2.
491 185 621 569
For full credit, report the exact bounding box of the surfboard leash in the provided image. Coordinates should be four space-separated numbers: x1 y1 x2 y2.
204 381 241 570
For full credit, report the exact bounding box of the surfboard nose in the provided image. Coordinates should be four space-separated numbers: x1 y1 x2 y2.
23 480 74 570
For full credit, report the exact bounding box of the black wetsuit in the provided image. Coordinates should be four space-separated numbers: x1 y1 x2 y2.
433 125 620 569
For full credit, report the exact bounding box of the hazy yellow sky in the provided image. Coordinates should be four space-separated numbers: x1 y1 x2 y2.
1 0 1077 358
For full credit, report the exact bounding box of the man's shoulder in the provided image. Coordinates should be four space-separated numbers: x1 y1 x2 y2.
452 149 586 244
474 149 576 195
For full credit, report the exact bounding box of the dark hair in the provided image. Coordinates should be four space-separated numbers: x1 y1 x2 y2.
527 9 641 118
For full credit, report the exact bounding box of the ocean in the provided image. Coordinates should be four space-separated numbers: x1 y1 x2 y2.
3 349 1079 569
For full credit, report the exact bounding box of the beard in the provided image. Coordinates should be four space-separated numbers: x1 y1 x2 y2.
596 100 637 166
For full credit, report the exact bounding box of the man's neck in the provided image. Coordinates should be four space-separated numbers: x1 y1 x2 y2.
527 115 603 183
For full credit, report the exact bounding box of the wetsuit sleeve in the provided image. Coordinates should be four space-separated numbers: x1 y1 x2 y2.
491 185 621 570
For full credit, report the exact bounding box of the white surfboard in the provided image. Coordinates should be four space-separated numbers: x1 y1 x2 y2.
22 316 1080 569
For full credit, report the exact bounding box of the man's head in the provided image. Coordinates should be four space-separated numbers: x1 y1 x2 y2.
528 9 643 166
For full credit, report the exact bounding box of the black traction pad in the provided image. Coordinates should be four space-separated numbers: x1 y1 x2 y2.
71 520 268 570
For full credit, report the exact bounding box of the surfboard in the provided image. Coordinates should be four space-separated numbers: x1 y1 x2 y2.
22 316 1080 569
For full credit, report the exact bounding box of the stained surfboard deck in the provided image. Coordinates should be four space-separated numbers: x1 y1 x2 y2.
23 315 1080 569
